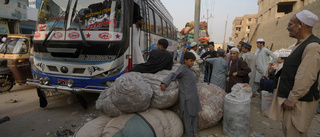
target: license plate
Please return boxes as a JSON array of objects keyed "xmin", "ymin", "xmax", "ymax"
[{"xmin": 57, "ymin": 79, "xmax": 68, "ymax": 85}]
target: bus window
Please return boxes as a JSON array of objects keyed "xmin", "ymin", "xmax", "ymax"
[
  {"xmin": 162, "ymin": 20, "xmax": 168, "ymax": 38},
  {"xmin": 135, "ymin": 0, "xmax": 145, "ymax": 30},
  {"xmin": 140, "ymin": 1, "xmax": 145, "ymax": 20},
  {"xmin": 142, "ymin": 2, "xmax": 148, "ymax": 31},
  {"xmin": 148, "ymin": 8, "xmax": 155, "ymax": 33},
  {"xmin": 168, "ymin": 24, "xmax": 172, "ymax": 39},
  {"xmin": 154, "ymin": 13, "xmax": 162, "ymax": 36},
  {"xmin": 174, "ymin": 27, "xmax": 177, "ymax": 39}
]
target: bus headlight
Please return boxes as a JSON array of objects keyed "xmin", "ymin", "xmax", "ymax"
[
  {"xmin": 33, "ymin": 73, "xmax": 39, "ymax": 80},
  {"xmin": 67, "ymin": 79, "xmax": 74, "ymax": 88},
  {"xmin": 39, "ymin": 78, "xmax": 44, "ymax": 85},
  {"xmin": 44, "ymin": 77, "xmax": 50, "ymax": 85}
]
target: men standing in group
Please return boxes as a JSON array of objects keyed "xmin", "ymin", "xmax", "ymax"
[
  {"xmin": 189, "ymin": 42, "xmax": 203, "ymax": 72},
  {"xmin": 241, "ymin": 43, "xmax": 257, "ymax": 95},
  {"xmin": 268, "ymin": 10, "xmax": 320, "ymax": 137},
  {"xmin": 132, "ymin": 15, "xmax": 145, "ymax": 66},
  {"xmin": 254, "ymin": 38, "xmax": 277, "ymax": 93}
]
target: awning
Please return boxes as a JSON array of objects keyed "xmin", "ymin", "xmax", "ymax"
[{"xmin": 20, "ymin": 24, "xmax": 35, "ymax": 30}]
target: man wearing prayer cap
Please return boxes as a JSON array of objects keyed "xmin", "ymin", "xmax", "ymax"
[
  {"xmin": 225, "ymin": 47, "xmax": 251, "ymax": 93},
  {"xmin": 225, "ymin": 41, "xmax": 235, "ymax": 64},
  {"xmin": 254, "ymin": 37, "xmax": 277, "ymax": 96},
  {"xmin": 242, "ymin": 43, "xmax": 257, "ymax": 95},
  {"xmin": 189, "ymin": 42, "xmax": 203, "ymax": 73},
  {"xmin": 269, "ymin": 10, "xmax": 320, "ymax": 137},
  {"xmin": 205, "ymin": 48, "xmax": 228, "ymax": 90}
]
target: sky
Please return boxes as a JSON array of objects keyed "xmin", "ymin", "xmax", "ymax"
[{"xmin": 161, "ymin": 0, "xmax": 259, "ymax": 44}]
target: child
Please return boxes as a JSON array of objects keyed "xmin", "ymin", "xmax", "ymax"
[{"xmin": 160, "ymin": 52, "xmax": 202, "ymax": 137}]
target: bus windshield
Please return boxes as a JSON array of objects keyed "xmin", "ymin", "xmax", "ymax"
[{"xmin": 36, "ymin": 0, "xmax": 124, "ymax": 41}]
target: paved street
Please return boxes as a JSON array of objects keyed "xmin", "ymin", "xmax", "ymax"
[
  {"xmin": 0, "ymin": 85, "xmax": 319, "ymax": 137},
  {"xmin": 0, "ymin": 85, "xmax": 101, "ymax": 137}
]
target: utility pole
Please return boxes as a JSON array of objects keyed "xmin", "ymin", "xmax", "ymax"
[
  {"xmin": 222, "ymin": 15, "xmax": 228, "ymax": 50},
  {"xmin": 202, "ymin": 9, "xmax": 213, "ymax": 24},
  {"xmin": 194, "ymin": 0, "xmax": 201, "ymax": 52}
]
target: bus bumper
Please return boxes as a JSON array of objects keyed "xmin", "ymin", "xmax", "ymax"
[{"xmin": 26, "ymin": 79, "xmax": 106, "ymax": 94}]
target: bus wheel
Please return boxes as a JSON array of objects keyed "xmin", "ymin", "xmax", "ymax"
[
  {"xmin": 76, "ymin": 94, "xmax": 87, "ymax": 110},
  {"xmin": 37, "ymin": 88, "xmax": 48, "ymax": 108}
]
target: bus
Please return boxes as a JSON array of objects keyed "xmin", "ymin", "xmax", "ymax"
[{"xmin": 27, "ymin": 0, "xmax": 178, "ymax": 108}]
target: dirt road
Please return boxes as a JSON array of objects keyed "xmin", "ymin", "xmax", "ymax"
[{"xmin": 0, "ymin": 85, "xmax": 319, "ymax": 137}]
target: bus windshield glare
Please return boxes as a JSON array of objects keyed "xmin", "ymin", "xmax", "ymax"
[{"xmin": 36, "ymin": 0, "xmax": 124, "ymax": 41}]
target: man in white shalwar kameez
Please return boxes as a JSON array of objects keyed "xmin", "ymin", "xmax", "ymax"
[
  {"xmin": 189, "ymin": 42, "xmax": 203, "ymax": 72},
  {"xmin": 132, "ymin": 15, "xmax": 144, "ymax": 66},
  {"xmin": 254, "ymin": 38, "xmax": 277, "ymax": 93}
]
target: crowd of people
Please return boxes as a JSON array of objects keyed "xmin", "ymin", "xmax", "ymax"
[{"xmin": 130, "ymin": 10, "xmax": 319, "ymax": 137}]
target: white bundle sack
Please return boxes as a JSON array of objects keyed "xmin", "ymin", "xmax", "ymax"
[
  {"xmin": 227, "ymin": 83, "xmax": 252, "ymax": 102},
  {"xmin": 96, "ymin": 88, "xmax": 124, "ymax": 117},
  {"xmin": 111, "ymin": 72, "xmax": 153, "ymax": 113},
  {"xmin": 223, "ymin": 83, "xmax": 252, "ymax": 137},
  {"xmin": 261, "ymin": 90, "xmax": 273, "ymax": 116},
  {"xmin": 155, "ymin": 64, "xmax": 180, "ymax": 75},
  {"xmin": 143, "ymin": 73, "xmax": 179, "ymax": 109}
]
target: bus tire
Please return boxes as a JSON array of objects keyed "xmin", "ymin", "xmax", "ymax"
[{"xmin": 37, "ymin": 87, "xmax": 48, "ymax": 108}]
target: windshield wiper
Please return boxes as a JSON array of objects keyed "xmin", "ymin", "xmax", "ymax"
[
  {"xmin": 71, "ymin": 0, "xmax": 90, "ymax": 48},
  {"xmin": 42, "ymin": 11, "xmax": 65, "ymax": 46},
  {"xmin": 43, "ymin": 0, "xmax": 72, "ymax": 47}
]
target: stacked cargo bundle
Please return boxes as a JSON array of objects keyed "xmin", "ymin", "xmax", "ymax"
[{"xmin": 77, "ymin": 65, "xmax": 227, "ymax": 136}]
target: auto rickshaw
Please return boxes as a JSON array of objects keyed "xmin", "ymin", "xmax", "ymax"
[{"xmin": 0, "ymin": 34, "xmax": 33, "ymax": 91}]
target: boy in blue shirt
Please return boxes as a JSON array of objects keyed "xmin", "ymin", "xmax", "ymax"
[{"xmin": 160, "ymin": 52, "xmax": 202, "ymax": 137}]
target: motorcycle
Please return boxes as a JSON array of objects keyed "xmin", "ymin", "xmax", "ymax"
[{"xmin": 0, "ymin": 59, "xmax": 14, "ymax": 92}]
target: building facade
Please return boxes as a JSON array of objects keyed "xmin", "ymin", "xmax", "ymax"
[
  {"xmin": 231, "ymin": 0, "xmax": 319, "ymax": 52},
  {"xmin": 0, "ymin": 0, "xmax": 38, "ymax": 35},
  {"xmin": 250, "ymin": 0, "xmax": 320, "ymax": 52},
  {"xmin": 231, "ymin": 14, "xmax": 258, "ymax": 46},
  {"xmin": 257, "ymin": 0, "xmax": 317, "ymax": 24}
]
